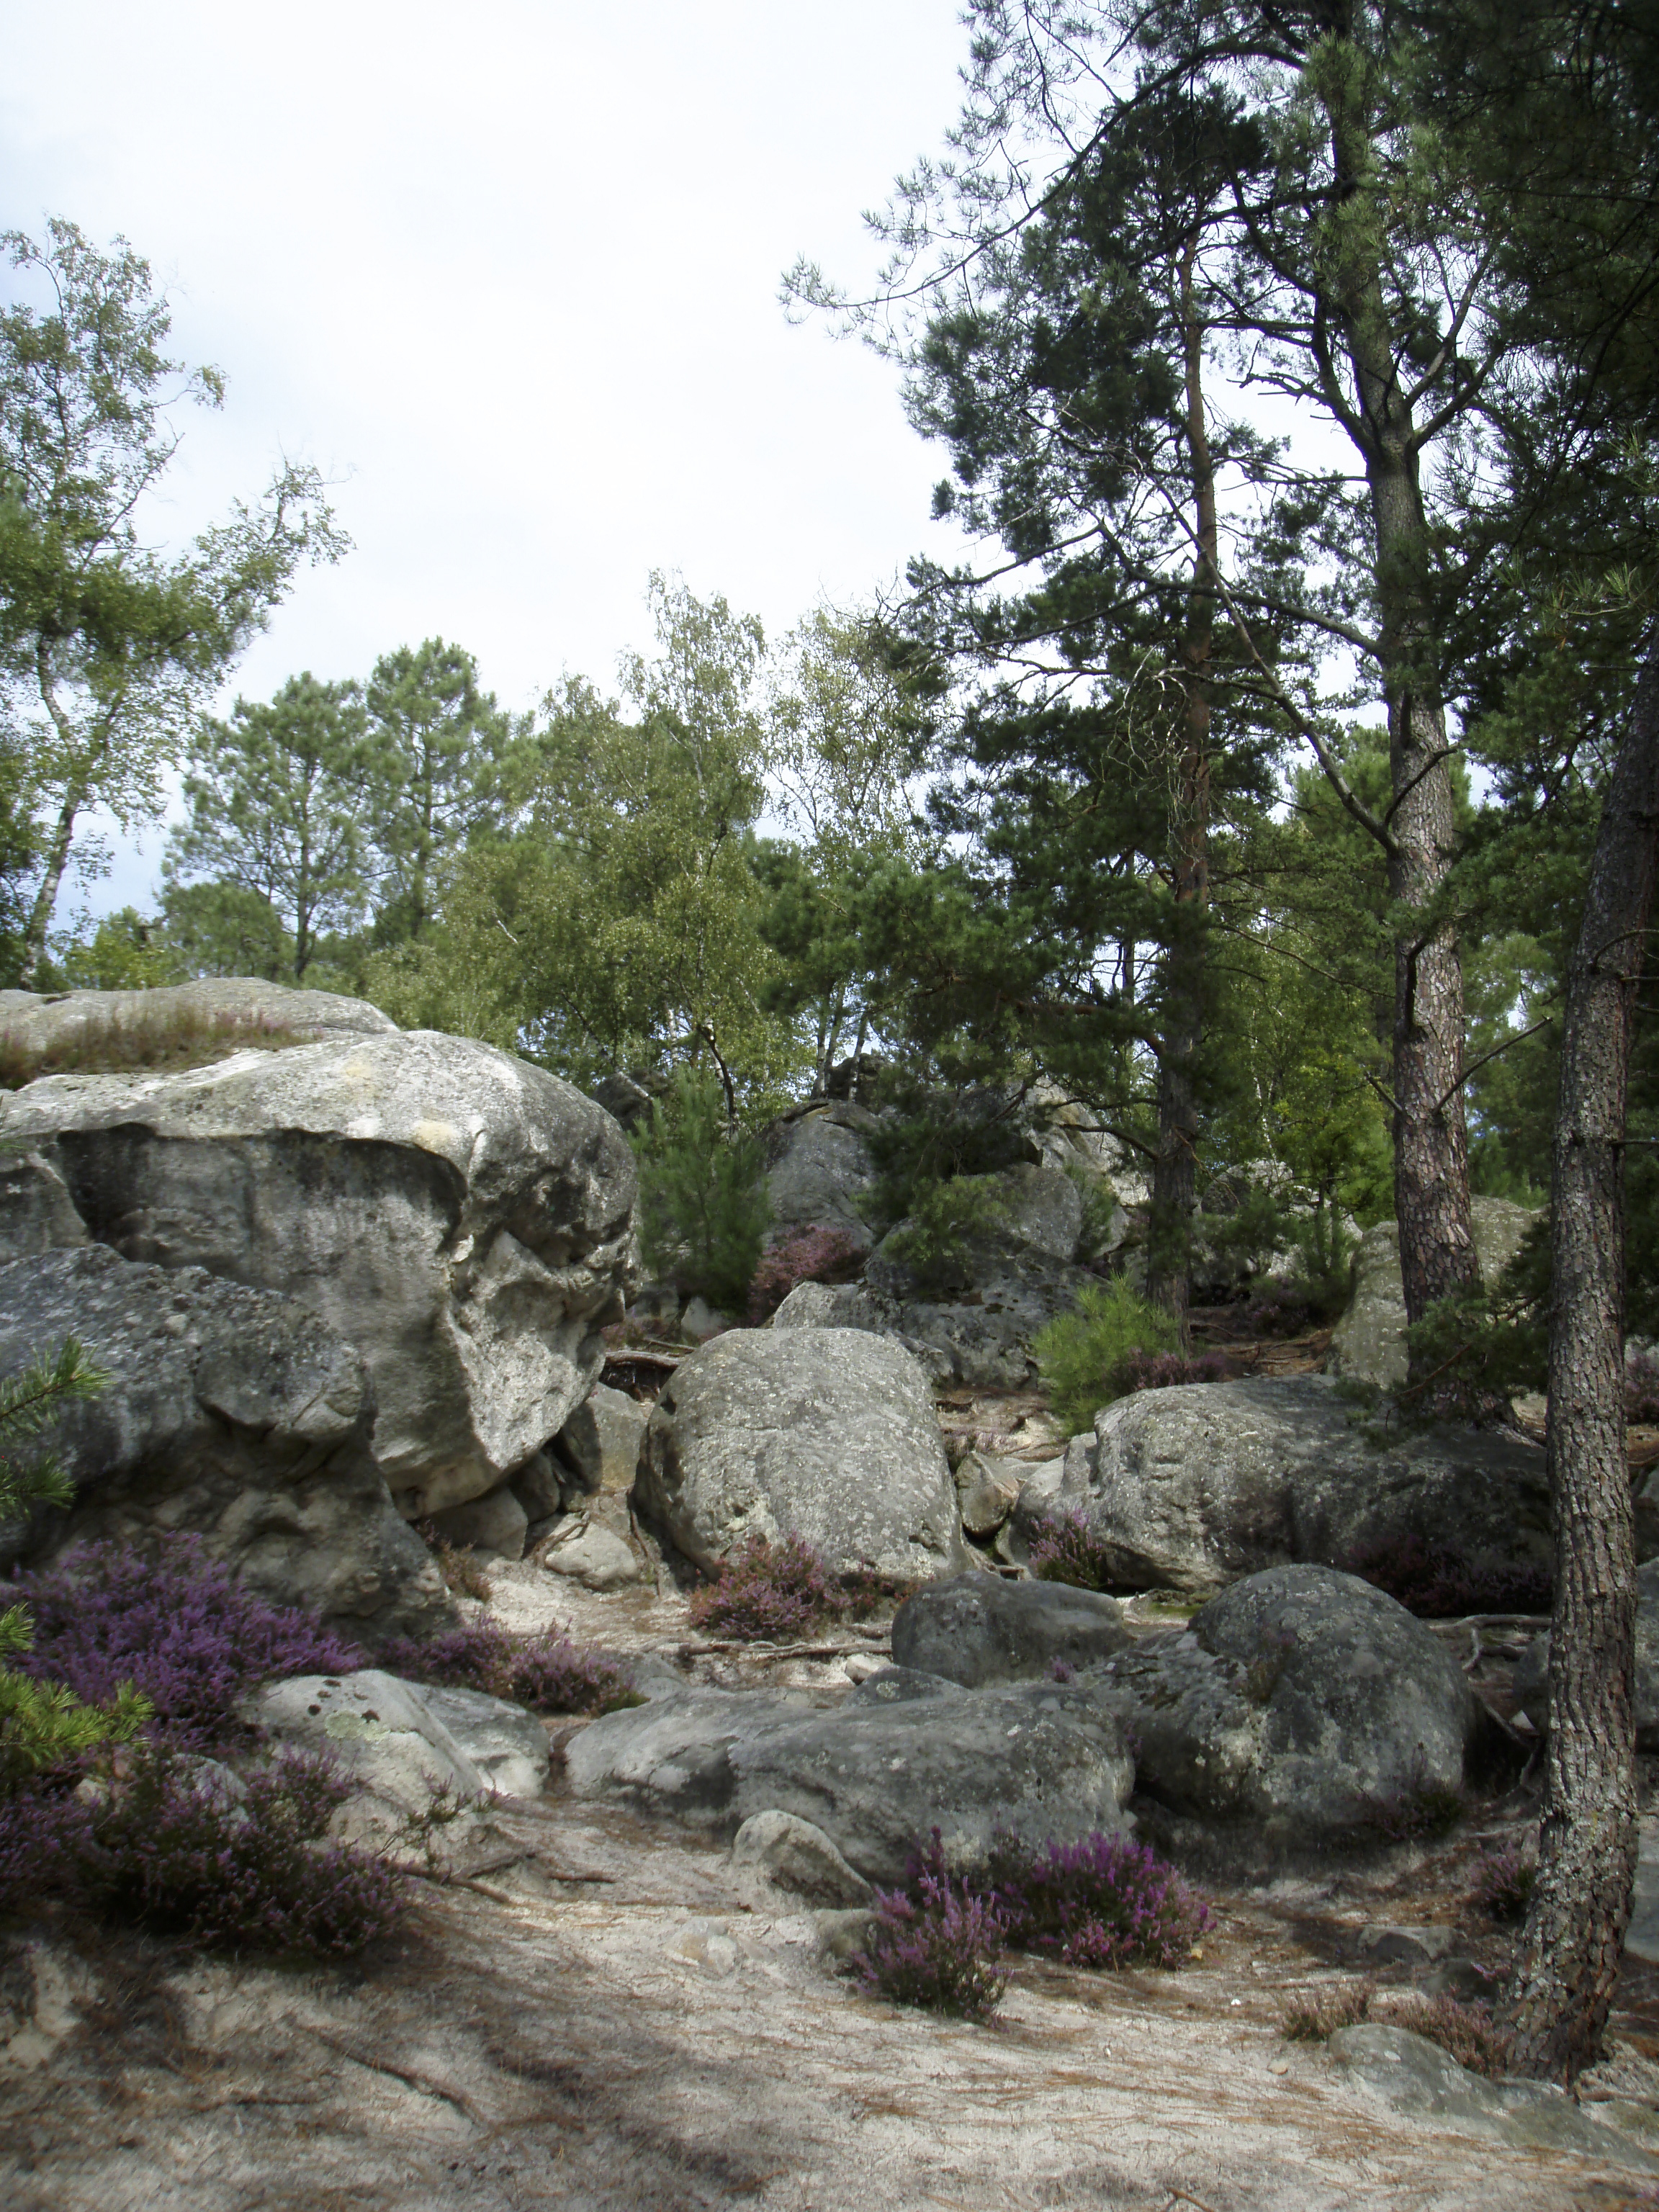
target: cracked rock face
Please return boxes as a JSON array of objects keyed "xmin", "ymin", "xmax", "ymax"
[
  {"xmin": 634, "ymin": 1326, "xmax": 969, "ymax": 1581},
  {"xmin": 0, "ymin": 1245, "xmax": 447, "ymax": 1638},
  {"xmin": 0, "ymin": 1030, "xmax": 637, "ymax": 1516}
]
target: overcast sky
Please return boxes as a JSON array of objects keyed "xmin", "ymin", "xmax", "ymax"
[{"xmin": 0, "ymin": 1, "xmax": 981, "ymax": 922}]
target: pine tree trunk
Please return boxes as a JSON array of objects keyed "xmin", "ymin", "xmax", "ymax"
[
  {"xmin": 1501, "ymin": 634, "xmax": 1659, "ymax": 2082},
  {"xmin": 1144, "ymin": 251, "xmax": 1214, "ymax": 1336},
  {"xmin": 1321, "ymin": 68, "xmax": 1484, "ymax": 1378}
]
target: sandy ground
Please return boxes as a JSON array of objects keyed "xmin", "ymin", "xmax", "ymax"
[
  {"xmin": 5, "ymin": 1782, "xmax": 1659, "ymax": 2212},
  {"xmin": 6, "ymin": 1546, "xmax": 1659, "ymax": 2212}
]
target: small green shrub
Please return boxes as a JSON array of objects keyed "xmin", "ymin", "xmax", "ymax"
[
  {"xmin": 0, "ymin": 1342, "xmax": 152, "ymax": 1786},
  {"xmin": 884, "ymin": 1176, "xmax": 1010, "ymax": 1297},
  {"xmin": 631, "ymin": 1066, "xmax": 770, "ymax": 1310},
  {"xmin": 1033, "ymin": 1278, "xmax": 1182, "ymax": 1434}
]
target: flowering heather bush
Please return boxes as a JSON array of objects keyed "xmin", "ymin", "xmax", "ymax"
[
  {"xmin": 10, "ymin": 1537, "xmax": 364, "ymax": 1753},
  {"xmin": 747, "ymin": 1226, "xmax": 866, "ymax": 1323},
  {"xmin": 985, "ymin": 1827, "xmax": 1212, "ymax": 1969},
  {"xmin": 1027, "ymin": 1509, "xmax": 1118, "ymax": 1594},
  {"xmin": 685, "ymin": 1536, "xmax": 911, "ymax": 1640},
  {"xmin": 1280, "ymin": 1982, "xmax": 1373, "ymax": 2039},
  {"xmin": 853, "ymin": 1872, "xmax": 1010, "ymax": 2022},
  {"xmin": 1118, "ymin": 1349, "xmax": 1230, "ymax": 1393},
  {"xmin": 377, "ymin": 1617, "xmax": 641, "ymax": 1715},
  {"xmin": 687, "ymin": 1534, "xmax": 833, "ymax": 1639},
  {"xmin": 1473, "ymin": 1843, "xmax": 1537, "ymax": 1921},
  {"xmin": 1342, "ymin": 1534, "xmax": 1551, "ymax": 1619},
  {"xmin": 0, "ymin": 1745, "xmax": 403, "ymax": 1954}
]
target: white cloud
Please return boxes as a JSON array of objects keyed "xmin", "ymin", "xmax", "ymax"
[{"xmin": 0, "ymin": 0, "xmax": 977, "ymax": 918}]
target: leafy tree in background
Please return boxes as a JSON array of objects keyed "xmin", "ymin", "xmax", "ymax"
[
  {"xmin": 760, "ymin": 605, "xmax": 931, "ymax": 1094},
  {"xmin": 371, "ymin": 576, "xmax": 801, "ymax": 1102},
  {"xmin": 362, "ymin": 638, "xmax": 512, "ymax": 947},
  {"xmin": 0, "ymin": 220, "xmax": 343, "ymax": 985},
  {"xmin": 164, "ymin": 674, "xmax": 370, "ymax": 984}
]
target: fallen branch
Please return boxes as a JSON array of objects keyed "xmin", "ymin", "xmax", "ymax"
[{"xmin": 676, "ymin": 1638, "xmax": 892, "ymax": 1662}]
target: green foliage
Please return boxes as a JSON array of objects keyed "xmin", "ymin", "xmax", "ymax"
[
  {"xmin": 53, "ymin": 907, "xmax": 181, "ymax": 991},
  {"xmin": 166, "ymin": 673, "xmax": 371, "ymax": 983},
  {"xmin": 0, "ymin": 1339, "xmax": 150, "ymax": 1790},
  {"xmin": 0, "ymin": 218, "xmax": 343, "ymax": 982},
  {"xmin": 1033, "ymin": 1279, "xmax": 1183, "ymax": 1434},
  {"xmin": 0, "ymin": 1670, "xmax": 148, "ymax": 1791},
  {"xmin": 631, "ymin": 1065, "xmax": 770, "ymax": 1310},
  {"xmin": 361, "ymin": 637, "xmax": 512, "ymax": 948},
  {"xmin": 884, "ymin": 1175, "xmax": 1010, "ymax": 1297},
  {"xmin": 374, "ymin": 580, "xmax": 802, "ymax": 1093}
]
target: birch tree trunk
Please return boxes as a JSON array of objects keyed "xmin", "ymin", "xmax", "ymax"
[{"xmin": 1502, "ymin": 632, "xmax": 1659, "ymax": 2080}]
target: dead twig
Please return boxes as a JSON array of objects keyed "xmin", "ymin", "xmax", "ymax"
[{"xmin": 676, "ymin": 1639, "xmax": 891, "ymax": 1661}]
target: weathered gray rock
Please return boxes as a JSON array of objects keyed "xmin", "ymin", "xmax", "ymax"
[
  {"xmin": 1513, "ymin": 1557, "xmax": 1659, "ymax": 1744},
  {"xmin": 634, "ymin": 1327, "xmax": 970, "ymax": 1578},
  {"xmin": 251, "ymin": 1670, "xmax": 490, "ymax": 1845},
  {"xmin": 863, "ymin": 1231, "xmax": 1102, "ymax": 1390},
  {"xmin": 1327, "ymin": 1195, "xmax": 1542, "ymax": 1393},
  {"xmin": 539, "ymin": 1512, "xmax": 642, "ymax": 1591},
  {"xmin": 565, "ymin": 1676, "xmax": 1135, "ymax": 1883},
  {"xmin": 1058, "ymin": 1373, "xmax": 1550, "ymax": 1594},
  {"xmin": 728, "ymin": 1809, "xmax": 873, "ymax": 1906},
  {"xmin": 1328, "ymin": 2025, "xmax": 1655, "ymax": 2163},
  {"xmin": 762, "ymin": 1105, "xmax": 878, "ymax": 1251},
  {"xmin": 891, "ymin": 1573, "xmax": 1132, "ymax": 1688},
  {"xmin": 1086, "ymin": 1565, "xmax": 1478, "ymax": 1839},
  {"xmin": 984, "ymin": 1163, "xmax": 1085, "ymax": 1262},
  {"xmin": 0, "ymin": 1245, "xmax": 446, "ymax": 1638},
  {"xmin": 0, "ymin": 976, "xmax": 397, "ymax": 1056},
  {"xmin": 552, "ymin": 1383, "xmax": 649, "ymax": 1499},
  {"xmin": 405, "ymin": 1682, "xmax": 549, "ymax": 1799},
  {"xmin": 428, "ymin": 1483, "xmax": 529, "ymax": 1559},
  {"xmin": 0, "ymin": 1028, "xmax": 637, "ymax": 1516},
  {"xmin": 953, "ymin": 1449, "xmax": 1023, "ymax": 1537}
]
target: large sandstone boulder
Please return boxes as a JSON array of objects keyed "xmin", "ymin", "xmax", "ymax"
[
  {"xmin": 634, "ymin": 1326, "xmax": 970, "ymax": 1578},
  {"xmin": 0, "ymin": 1029, "xmax": 637, "ymax": 1517},
  {"xmin": 0, "ymin": 976, "xmax": 397, "ymax": 1058},
  {"xmin": 891, "ymin": 1573, "xmax": 1133, "ymax": 1687},
  {"xmin": 1058, "ymin": 1373, "xmax": 1550, "ymax": 1594},
  {"xmin": 777, "ymin": 1236, "xmax": 1100, "ymax": 1390},
  {"xmin": 0, "ymin": 1245, "xmax": 446, "ymax": 1638},
  {"xmin": 563, "ymin": 1674, "xmax": 1136, "ymax": 1883},
  {"xmin": 1326, "ymin": 1195, "xmax": 1542, "ymax": 1392},
  {"xmin": 1088, "ymin": 1565, "xmax": 1479, "ymax": 1840},
  {"xmin": 761, "ymin": 1102, "xmax": 879, "ymax": 1251}
]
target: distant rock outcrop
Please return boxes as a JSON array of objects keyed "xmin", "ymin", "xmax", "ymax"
[{"xmin": 1326, "ymin": 1195, "xmax": 1541, "ymax": 1393}]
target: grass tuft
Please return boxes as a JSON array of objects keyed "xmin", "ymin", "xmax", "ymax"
[{"xmin": 0, "ymin": 1002, "xmax": 309, "ymax": 1090}]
